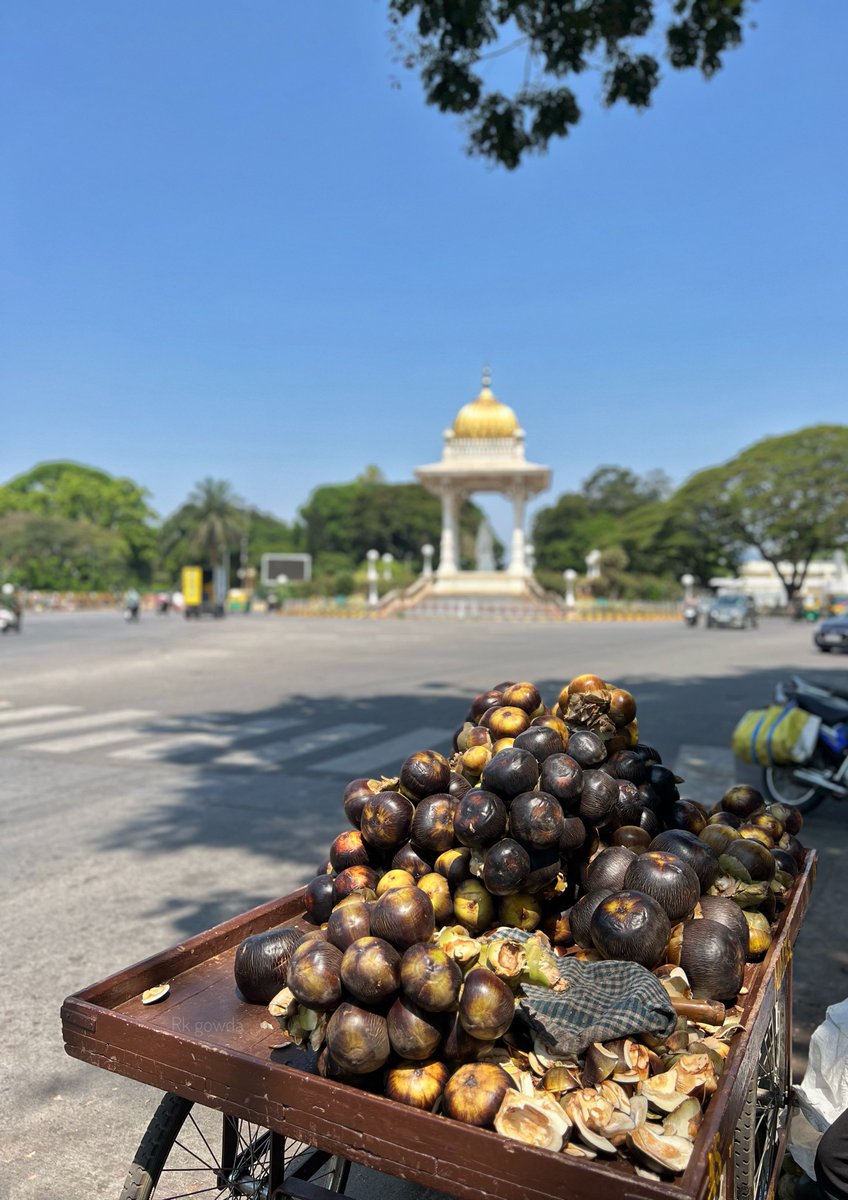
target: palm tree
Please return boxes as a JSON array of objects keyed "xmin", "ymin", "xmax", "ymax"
[{"xmin": 161, "ymin": 478, "xmax": 246, "ymax": 571}]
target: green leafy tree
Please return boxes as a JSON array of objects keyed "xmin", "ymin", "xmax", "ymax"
[
  {"xmin": 299, "ymin": 478, "xmax": 500, "ymax": 569},
  {"xmin": 159, "ymin": 478, "xmax": 247, "ymax": 575},
  {"xmin": 582, "ymin": 466, "xmax": 671, "ymax": 517},
  {"xmin": 0, "ymin": 512, "xmax": 127, "ymax": 590},
  {"xmin": 670, "ymin": 425, "xmax": 848, "ymax": 600},
  {"xmin": 389, "ymin": 0, "xmax": 756, "ymax": 168},
  {"xmin": 0, "ymin": 461, "xmax": 157, "ymax": 580}
]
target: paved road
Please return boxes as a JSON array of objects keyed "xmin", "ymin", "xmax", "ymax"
[{"xmin": 2, "ymin": 611, "xmax": 846, "ymax": 1199}]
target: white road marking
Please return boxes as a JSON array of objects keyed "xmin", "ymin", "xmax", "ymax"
[
  {"xmin": 109, "ymin": 718, "xmax": 303, "ymax": 762},
  {"xmin": 673, "ymin": 744, "xmax": 736, "ymax": 805},
  {"xmin": 309, "ymin": 727, "xmax": 453, "ymax": 776},
  {"xmin": 29, "ymin": 728, "xmax": 150, "ymax": 754},
  {"xmin": 0, "ymin": 709, "xmax": 152, "ymax": 744},
  {"xmin": 0, "ymin": 705, "xmax": 82, "ymax": 725},
  {"xmin": 215, "ymin": 723, "xmax": 382, "ymax": 769}
]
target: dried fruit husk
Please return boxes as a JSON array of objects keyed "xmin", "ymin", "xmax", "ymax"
[
  {"xmin": 234, "ymin": 927, "xmax": 304, "ymax": 1004},
  {"xmin": 627, "ymin": 1124, "xmax": 693, "ymax": 1174},
  {"xmin": 494, "ymin": 1091, "xmax": 572, "ymax": 1150}
]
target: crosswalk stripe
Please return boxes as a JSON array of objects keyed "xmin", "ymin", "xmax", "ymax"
[
  {"xmin": 215, "ymin": 723, "xmax": 383, "ymax": 769},
  {"xmin": 672, "ymin": 744, "xmax": 736, "ymax": 806},
  {"xmin": 29, "ymin": 728, "xmax": 150, "ymax": 754},
  {"xmin": 0, "ymin": 705, "xmax": 82, "ymax": 726},
  {"xmin": 0, "ymin": 709, "xmax": 153, "ymax": 744},
  {"xmin": 109, "ymin": 718, "xmax": 303, "ymax": 762},
  {"xmin": 308, "ymin": 727, "xmax": 453, "ymax": 777}
]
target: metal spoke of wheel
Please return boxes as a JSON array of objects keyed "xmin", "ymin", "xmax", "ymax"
[{"xmin": 120, "ymin": 1093, "xmax": 349, "ymax": 1200}]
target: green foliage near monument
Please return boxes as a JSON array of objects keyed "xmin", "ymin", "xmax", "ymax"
[
  {"xmin": 0, "ymin": 461, "xmax": 157, "ymax": 585},
  {"xmin": 388, "ymin": 0, "xmax": 755, "ymax": 168},
  {"xmin": 669, "ymin": 425, "xmax": 848, "ymax": 600},
  {"xmin": 158, "ymin": 478, "xmax": 248, "ymax": 578},
  {"xmin": 299, "ymin": 473, "xmax": 497, "ymax": 572}
]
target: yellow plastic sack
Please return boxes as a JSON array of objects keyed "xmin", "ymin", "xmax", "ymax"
[{"xmin": 731, "ymin": 705, "xmax": 819, "ymax": 766}]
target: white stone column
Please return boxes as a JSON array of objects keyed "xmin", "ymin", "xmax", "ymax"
[
  {"xmin": 508, "ymin": 487, "xmax": 526, "ymax": 576},
  {"xmin": 438, "ymin": 487, "xmax": 458, "ymax": 576}
]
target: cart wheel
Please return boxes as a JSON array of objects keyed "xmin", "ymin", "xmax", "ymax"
[
  {"xmin": 732, "ymin": 973, "xmax": 790, "ymax": 1200},
  {"xmin": 119, "ymin": 1092, "xmax": 350, "ymax": 1199}
]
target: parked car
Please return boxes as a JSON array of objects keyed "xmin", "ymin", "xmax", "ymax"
[
  {"xmin": 706, "ymin": 594, "xmax": 758, "ymax": 629},
  {"xmin": 814, "ymin": 613, "xmax": 848, "ymax": 653}
]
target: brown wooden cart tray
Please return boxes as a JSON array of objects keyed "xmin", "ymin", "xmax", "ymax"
[{"xmin": 62, "ymin": 852, "xmax": 815, "ymax": 1200}]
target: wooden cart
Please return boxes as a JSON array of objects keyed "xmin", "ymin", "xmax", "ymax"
[{"xmin": 62, "ymin": 852, "xmax": 815, "ymax": 1200}]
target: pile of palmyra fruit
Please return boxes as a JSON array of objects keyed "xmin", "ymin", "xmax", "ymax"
[{"xmin": 233, "ymin": 674, "xmax": 806, "ymax": 1176}]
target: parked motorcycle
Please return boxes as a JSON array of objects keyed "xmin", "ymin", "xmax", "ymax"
[
  {"xmin": 761, "ymin": 675, "xmax": 848, "ymax": 812},
  {"xmin": 682, "ymin": 603, "xmax": 699, "ymax": 627}
]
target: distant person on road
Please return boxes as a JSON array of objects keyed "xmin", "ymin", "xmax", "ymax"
[{"xmin": 124, "ymin": 587, "xmax": 141, "ymax": 621}]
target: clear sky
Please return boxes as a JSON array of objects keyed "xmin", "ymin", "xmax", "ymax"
[{"xmin": 2, "ymin": 2, "xmax": 846, "ymax": 544}]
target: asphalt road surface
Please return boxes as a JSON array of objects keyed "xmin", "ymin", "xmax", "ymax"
[{"xmin": 2, "ymin": 610, "xmax": 847, "ymax": 1200}]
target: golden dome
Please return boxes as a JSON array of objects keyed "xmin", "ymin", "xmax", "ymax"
[{"xmin": 452, "ymin": 370, "xmax": 519, "ymax": 438}]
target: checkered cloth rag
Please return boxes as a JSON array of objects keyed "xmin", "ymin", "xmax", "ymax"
[{"xmin": 518, "ymin": 954, "xmax": 677, "ymax": 1058}]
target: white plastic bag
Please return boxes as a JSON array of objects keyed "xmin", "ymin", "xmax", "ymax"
[{"xmin": 790, "ymin": 998, "xmax": 848, "ymax": 1178}]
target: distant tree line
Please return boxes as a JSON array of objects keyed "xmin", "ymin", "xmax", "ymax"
[{"xmin": 1, "ymin": 425, "xmax": 846, "ymax": 600}]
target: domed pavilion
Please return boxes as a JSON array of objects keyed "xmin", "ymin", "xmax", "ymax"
[{"xmin": 414, "ymin": 370, "xmax": 550, "ymax": 597}]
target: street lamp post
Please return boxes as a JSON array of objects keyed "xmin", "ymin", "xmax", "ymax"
[
  {"xmin": 381, "ymin": 552, "xmax": 394, "ymax": 582},
  {"xmin": 421, "ymin": 544, "xmax": 434, "ymax": 578},
  {"xmin": 680, "ymin": 573, "xmax": 695, "ymax": 603},
  {"xmin": 366, "ymin": 550, "xmax": 380, "ymax": 606},
  {"xmin": 563, "ymin": 568, "xmax": 577, "ymax": 610}
]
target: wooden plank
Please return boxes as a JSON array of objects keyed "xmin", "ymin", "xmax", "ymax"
[{"xmin": 61, "ymin": 852, "xmax": 816, "ymax": 1200}]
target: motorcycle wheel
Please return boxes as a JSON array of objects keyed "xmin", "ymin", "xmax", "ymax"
[{"xmin": 762, "ymin": 764, "xmax": 826, "ymax": 813}]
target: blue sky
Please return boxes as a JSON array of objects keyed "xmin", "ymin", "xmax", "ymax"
[{"xmin": 2, "ymin": 1, "xmax": 846, "ymax": 543}]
